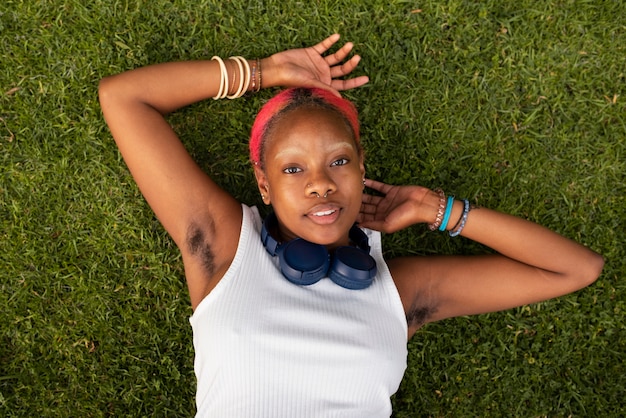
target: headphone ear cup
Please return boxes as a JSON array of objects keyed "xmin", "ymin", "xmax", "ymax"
[
  {"xmin": 328, "ymin": 246, "xmax": 377, "ymax": 290},
  {"xmin": 278, "ymin": 239, "xmax": 329, "ymax": 286}
]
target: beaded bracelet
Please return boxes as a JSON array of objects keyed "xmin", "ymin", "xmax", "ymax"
[
  {"xmin": 449, "ymin": 203, "xmax": 464, "ymax": 231},
  {"xmin": 250, "ymin": 60, "xmax": 258, "ymax": 92},
  {"xmin": 449, "ymin": 199, "xmax": 471, "ymax": 237},
  {"xmin": 428, "ymin": 188, "xmax": 446, "ymax": 231},
  {"xmin": 254, "ymin": 58, "xmax": 262, "ymax": 92}
]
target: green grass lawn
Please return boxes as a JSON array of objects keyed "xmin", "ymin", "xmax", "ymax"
[{"xmin": 1, "ymin": 0, "xmax": 624, "ymax": 416}]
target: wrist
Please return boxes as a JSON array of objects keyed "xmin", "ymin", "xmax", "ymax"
[
  {"xmin": 258, "ymin": 56, "xmax": 278, "ymax": 89},
  {"xmin": 424, "ymin": 190, "xmax": 464, "ymax": 232},
  {"xmin": 424, "ymin": 188, "xmax": 445, "ymax": 230},
  {"xmin": 246, "ymin": 58, "xmax": 262, "ymax": 93}
]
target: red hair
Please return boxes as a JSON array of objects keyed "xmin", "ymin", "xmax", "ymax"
[{"xmin": 249, "ymin": 88, "xmax": 360, "ymax": 166}]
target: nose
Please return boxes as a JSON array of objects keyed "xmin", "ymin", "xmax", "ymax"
[{"xmin": 306, "ymin": 169, "xmax": 336, "ymax": 198}]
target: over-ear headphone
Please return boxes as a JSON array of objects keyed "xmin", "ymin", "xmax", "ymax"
[{"xmin": 261, "ymin": 213, "xmax": 377, "ymax": 290}]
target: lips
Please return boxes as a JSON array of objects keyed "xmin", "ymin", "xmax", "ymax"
[{"xmin": 306, "ymin": 204, "xmax": 341, "ymax": 225}]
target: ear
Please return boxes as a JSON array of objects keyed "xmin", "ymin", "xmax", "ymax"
[
  {"xmin": 253, "ymin": 164, "xmax": 271, "ymax": 205},
  {"xmin": 359, "ymin": 153, "xmax": 366, "ymax": 182}
]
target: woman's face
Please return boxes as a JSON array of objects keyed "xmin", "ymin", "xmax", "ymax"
[{"xmin": 254, "ymin": 106, "xmax": 365, "ymax": 248}]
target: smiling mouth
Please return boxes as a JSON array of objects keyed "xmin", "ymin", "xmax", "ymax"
[{"xmin": 306, "ymin": 206, "xmax": 341, "ymax": 225}]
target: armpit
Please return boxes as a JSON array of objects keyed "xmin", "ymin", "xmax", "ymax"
[
  {"xmin": 186, "ymin": 222, "xmax": 216, "ymax": 276},
  {"xmin": 406, "ymin": 299, "xmax": 437, "ymax": 329}
]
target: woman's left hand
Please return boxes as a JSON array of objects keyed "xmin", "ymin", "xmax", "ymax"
[{"xmin": 358, "ymin": 179, "xmax": 434, "ymax": 233}]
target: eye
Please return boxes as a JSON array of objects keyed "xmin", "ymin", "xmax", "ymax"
[
  {"xmin": 331, "ymin": 158, "xmax": 349, "ymax": 167},
  {"xmin": 282, "ymin": 166, "xmax": 302, "ymax": 174}
]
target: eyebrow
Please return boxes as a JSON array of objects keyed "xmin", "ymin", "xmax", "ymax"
[{"xmin": 273, "ymin": 141, "xmax": 355, "ymax": 161}]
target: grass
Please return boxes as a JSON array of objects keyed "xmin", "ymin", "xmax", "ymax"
[{"xmin": 1, "ymin": 0, "xmax": 624, "ymax": 416}]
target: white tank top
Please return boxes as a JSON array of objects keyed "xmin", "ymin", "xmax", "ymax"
[{"xmin": 190, "ymin": 205, "xmax": 408, "ymax": 417}]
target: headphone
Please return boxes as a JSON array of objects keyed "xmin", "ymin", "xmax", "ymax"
[{"xmin": 261, "ymin": 212, "xmax": 377, "ymax": 290}]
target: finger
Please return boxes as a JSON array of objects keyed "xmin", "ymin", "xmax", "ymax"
[
  {"xmin": 299, "ymin": 78, "xmax": 342, "ymax": 97},
  {"xmin": 364, "ymin": 178, "xmax": 393, "ymax": 194},
  {"xmin": 332, "ymin": 76, "xmax": 370, "ymax": 92},
  {"xmin": 329, "ymin": 54, "xmax": 361, "ymax": 78},
  {"xmin": 359, "ymin": 214, "xmax": 405, "ymax": 234},
  {"xmin": 361, "ymin": 193, "xmax": 382, "ymax": 206},
  {"xmin": 359, "ymin": 202, "xmax": 379, "ymax": 216},
  {"xmin": 325, "ymin": 42, "xmax": 354, "ymax": 66},
  {"xmin": 311, "ymin": 33, "xmax": 341, "ymax": 55},
  {"xmin": 357, "ymin": 212, "xmax": 380, "ymax": 227},
  {"xmin": 357, "ymin": 219, "xmax": 386, "ymax": 232},
  {"xmin": 357, "ymin": 207, "xmax": 379, "ymax": 222}
]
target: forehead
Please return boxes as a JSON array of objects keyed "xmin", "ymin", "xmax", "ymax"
[{"xmin": 264, "ymin": 106, "xmax": 356, "ymax": 154}]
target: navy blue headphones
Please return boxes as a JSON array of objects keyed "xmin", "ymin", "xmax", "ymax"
[{"xmin": 261, "ymin": 212, "xmax": 377, "ymax": 290}]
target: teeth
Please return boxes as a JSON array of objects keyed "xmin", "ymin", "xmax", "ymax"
[{"xmin": 313, "ymin": 210, "xmax": 335, "ymax": 217}]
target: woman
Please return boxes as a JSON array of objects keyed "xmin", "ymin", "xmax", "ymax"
[{"xmin": 99, "ymin": 34, "xmax": 603, "ymax": 417}]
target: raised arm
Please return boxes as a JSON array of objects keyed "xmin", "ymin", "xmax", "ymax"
[
  {"xmin": 98, "ymin": 35, "xmax": 368, "ymax": 308},
  {"xmin": 359, "ymin": 179, "xmax": 604, "ymax": 336}
]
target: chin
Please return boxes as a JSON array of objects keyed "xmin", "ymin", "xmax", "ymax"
[{"xmin": 303, "ymin": 226, "xmax": 351, "ymax": 248}]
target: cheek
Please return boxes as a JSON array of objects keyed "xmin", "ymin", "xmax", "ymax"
[
  {"xmin": 340, "ymin": 167, "xmax": 365, "ymax": 189},
  {"xmin": 266, "ymin": 177, "xmax": 301, "ymax": 205}
]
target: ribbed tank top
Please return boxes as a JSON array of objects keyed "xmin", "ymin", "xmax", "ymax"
[{"xmin": 190, "ymin": 205, "xmax": 408, "ymax": 417}]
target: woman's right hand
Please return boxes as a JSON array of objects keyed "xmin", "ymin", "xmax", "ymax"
[{"xmin": 261, "ymin": 34, "xmax": 369, "ymax": 96}]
